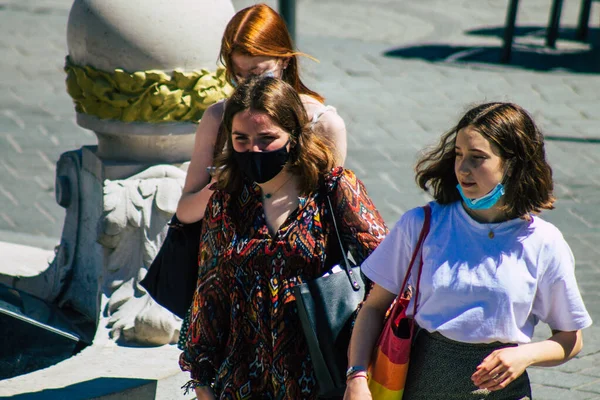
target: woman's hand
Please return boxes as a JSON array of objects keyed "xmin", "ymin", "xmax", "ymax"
[
  {"xmin": 472, "ymin": 330, "xmax": 583, "ymax": 391},
  {"xmin": 195, "ymin": 386, "xmax": 216, "ymax": 400},
  {"xmin": 471, "ymin": 346, "xmax": 530, "ymax": 391},
  {"xmin": 343, "ymin": 376, "xmax": 372, "ymax": 400}
]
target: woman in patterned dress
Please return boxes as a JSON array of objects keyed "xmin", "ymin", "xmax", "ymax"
[{"xmin": 179, "ymin": 76, "xmax": 388, "ymax": 399}]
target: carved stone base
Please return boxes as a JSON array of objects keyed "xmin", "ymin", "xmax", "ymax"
[{"xmin": 11, "ymin": 146, "xmax": 190, "ymax": 346}]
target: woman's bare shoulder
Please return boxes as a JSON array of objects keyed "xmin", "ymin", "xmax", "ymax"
[
  {"xmin": 300, "ymin": 93, "xmax": 324, "ymax": 110},
  {"xmin": 300, "ymin": 95, "xmax": 342, "ymax": 124},
  {"xmin": 203, "ymin": 100, "xmax": 225, "ymax": 122},
  {"xmin": 314, "ymin": 106, "xmax": 344, "ymax": 130},
  {"xmin": 194, "ymin": 100, "xmax": 225, "ymax": 142}
]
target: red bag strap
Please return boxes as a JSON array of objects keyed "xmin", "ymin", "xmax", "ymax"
[{"xmin": 397, "ymin": 204, "xmax": 432, "ymax": 317}]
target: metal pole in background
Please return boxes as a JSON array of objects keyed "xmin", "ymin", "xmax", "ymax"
[
  {"xmin": 576, "ymin": 0, "xmax": 592, "ymax": 41},
  {"xmin": 279, "ymin": 0, "xmax": 296, "ymax": 44},
  {"xmin": 546, "ymin": 0, "xmax": 564, "ymax": 48},
  {"xmin": 501, "ymin": 0, "xmax": 520, "ymax": 64}
]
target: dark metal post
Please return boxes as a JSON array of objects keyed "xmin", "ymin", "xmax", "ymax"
[
  {"xmin": 576, "ymin": 0, "xmax": 592, "ymax": 41},
  {"xmin": 546, "ymin": 0, "xmax": 564, "ymax": 48},
  {"xmin": 279, "ymin": 0, "xmax": 296, "ymax": 44},
  {"xmin": 501, "ymin": 0, "xmax": 520, "ymax": 64}
]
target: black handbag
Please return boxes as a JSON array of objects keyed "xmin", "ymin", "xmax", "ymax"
[
  {"xmin": 140, "ymin": 215, "xmax": 202, "ymax": 319},
  {"xmin": 293, "ymin": 195, "xmax": 366, "ymax": 398}
]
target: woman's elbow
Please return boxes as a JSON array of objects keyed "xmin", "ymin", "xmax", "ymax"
[
  {"xmin": 571, "ymin": 330, "xmax": 584, "ymax": 358},
  {"xmin": 176, "ymin": 184, "xmax": 214, "ymax": 224},
  {"xmin": 554, "ymin": 329, "xmax": 584, "ymax": 361}
]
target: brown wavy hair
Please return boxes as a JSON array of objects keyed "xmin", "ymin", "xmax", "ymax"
[
  {"xmin": 214, "ymin": 76, "xmax": 335, "ymax": 196},
  {"xmin": 219, "ymin": 3, "xmax": 324, "ymax": 103},
  {"xmin": 415, "ymin": 102, "xmax": 555, "ymax": 219}
]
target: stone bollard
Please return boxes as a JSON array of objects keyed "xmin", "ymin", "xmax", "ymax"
[
  {"xmin": 7, "ymin": 0, "xmax": 233, "ymax": 348},
  {"xmin": 0, "ymin": 0, "xmax": 234, "ymax": 397},
  {"xmin": 0, "ymin": 2, "xmax": 236, "ymax": 394},
  {"xmin": 58, "ymin": 0, "xmax": 234, "ymax": 346}
]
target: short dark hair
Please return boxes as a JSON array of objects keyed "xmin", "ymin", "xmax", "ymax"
[
  {"xmin": 214, "ymin": 76, "xmax": 335, "ymax": 195},
  {"xmin": 415, "ymin": 102, "xmax": 555, "ymax": 219}
]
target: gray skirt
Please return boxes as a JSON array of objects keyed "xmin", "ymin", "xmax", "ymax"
[{"xmin": 403, "ymin": 328, "xmax": 532, "ymax": 400}]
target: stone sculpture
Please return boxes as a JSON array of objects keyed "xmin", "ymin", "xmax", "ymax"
[{"xmin": 0, "ymin": 0, "xmax": 251, "ymax": 396}]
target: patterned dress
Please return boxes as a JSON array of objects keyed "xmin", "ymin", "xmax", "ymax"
[{"xmin": 179, "ymin": 167, "xmax": 388, "ymax": 399}]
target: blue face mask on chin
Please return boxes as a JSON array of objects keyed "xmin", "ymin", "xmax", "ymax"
[{"xmin": 456, "ymin": 183, "xmax": 505, "ymax": 210}]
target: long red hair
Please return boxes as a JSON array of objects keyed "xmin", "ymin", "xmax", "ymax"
[{"xmin": 219, "ymin": 3, "xmax": 324, "ymax": 103}]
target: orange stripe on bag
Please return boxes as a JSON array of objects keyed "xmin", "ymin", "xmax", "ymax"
[{"xmin": 369, "ymin": 346, "xmax": 409, "ymax": 391}]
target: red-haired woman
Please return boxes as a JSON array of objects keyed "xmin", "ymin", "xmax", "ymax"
[{"xmin": 176, "ymin": 3, "xmax": 347, "ymax": 224}]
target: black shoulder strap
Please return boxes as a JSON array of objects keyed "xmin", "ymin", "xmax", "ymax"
[{"xmin": 326, "ymin": 195, "xmax": 361, "ymax": 291}]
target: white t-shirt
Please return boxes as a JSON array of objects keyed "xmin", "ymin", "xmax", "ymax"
[{"xmin": 361, "ymin": 201, "xmax": 592, "ymax": 344}]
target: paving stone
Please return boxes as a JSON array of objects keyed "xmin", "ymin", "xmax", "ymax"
[
  {"xmin": 555, "ymin": 354, "xmax": 600, "ymax": 374},
  {"xmin": 528, "ymin": 368, "xmax": 600, "ymax": 390},
  {"xmin": 565, "ymin": 82, "xmax": 600, "ymax": 100},
  {"xmin": 581, "ymin": 368, "xmax": 600, "ymax": 379},
  {"xmin": 578, "ymin": 381, "xmax": 600, "ymax": 396},
  {"xmin": 530, "ymin": 384, "xmax": 600, "ymax": 400}
]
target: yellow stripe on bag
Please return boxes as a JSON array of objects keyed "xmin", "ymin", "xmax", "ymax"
[
  {"xmin": 368, "ymin": 378, "xmax": 405, "ymax": 400},
  {"xmin": 368, "ymin": 347, "xmax": 409, "ymax": 391}
]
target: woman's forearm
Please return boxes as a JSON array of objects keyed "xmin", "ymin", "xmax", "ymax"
[
  {"xmin": 348, "ymin": 285, "xmax": 397, "ymax": 368},
  {"xmin": 344, "ymin": 295, "xmax": 393, "ymax": 400},
  {"xmin": 525, "ymin": 330, "xmax": 583, "ymax": 367},
  {"xmin": 176, "ymin": 184, "xmax": 214, "ymax": 224},
  {"xmin": 347, "ymin": 303, "xmax": 388, "ymax": 369}
]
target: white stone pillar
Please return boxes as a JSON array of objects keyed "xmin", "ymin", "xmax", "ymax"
[{"xmin": 56, "ymin": 0, "xmax": 234, "ymax": 346}]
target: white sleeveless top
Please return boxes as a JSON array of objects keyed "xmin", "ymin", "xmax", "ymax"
[{"xmin": 310, "ymin": 105, "xmax": 336, "ymax": 128}]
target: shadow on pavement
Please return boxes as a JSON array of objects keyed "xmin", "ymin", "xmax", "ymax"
[
  {"xmin": 0, "ymin": 377, "xmax": 157, "ymax": 400},
  {"xmin": 384, "ymin": 26, "xmax": 600, "ymax": 74}
]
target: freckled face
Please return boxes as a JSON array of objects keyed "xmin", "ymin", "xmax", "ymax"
[
  {"xmin": 231, "ymin": 109, "xmax": 290, "ymax": 153},
  {"xmin": 454, "ymin": 126, "xmax": 505, "ymax": 201}
]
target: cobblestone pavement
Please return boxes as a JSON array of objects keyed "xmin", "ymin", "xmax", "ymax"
[{"xmin": 1, "ymin": 0, "xmax": 600, "ymax": 397}]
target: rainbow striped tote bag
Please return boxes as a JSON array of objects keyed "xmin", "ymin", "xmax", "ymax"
[{"xmin": 367, "ymin": 205, "xmax": 431, "ymax": 400}]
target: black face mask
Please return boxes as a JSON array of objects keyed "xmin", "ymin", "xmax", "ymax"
[{"xmin": 233, "ymin": 141, "xmax": 290, "ymax": 184}]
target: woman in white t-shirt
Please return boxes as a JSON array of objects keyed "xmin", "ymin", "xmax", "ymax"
[{"xmin": 344, "ymin": 102, "xmax": 592, "ymax": 399}]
